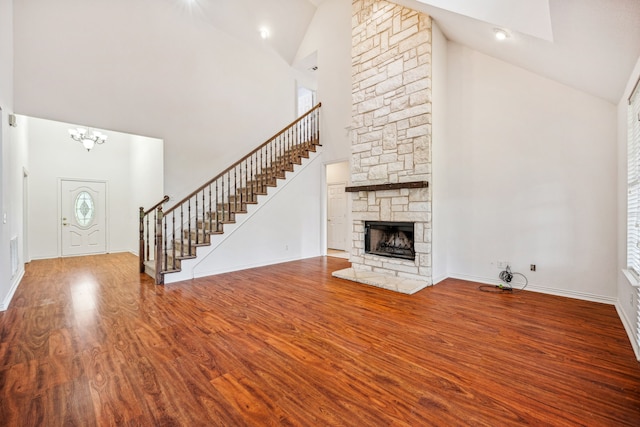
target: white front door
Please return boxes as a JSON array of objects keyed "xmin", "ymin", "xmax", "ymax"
[
  {"xmin": 327, "ymin": 183, "xmax": 347, "ymax": 250},
  {"xmin": 60, "ymin": 180, "xmax": 107, "ymax": 256}
]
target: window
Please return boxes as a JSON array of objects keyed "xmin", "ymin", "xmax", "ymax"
[
  {"xmin": 74, "ymin": 191, "xmax": 95, "ymax": 227},
  {"xmin": 627, "ymin": 78, "xmax": 640, "ymax": 279}
]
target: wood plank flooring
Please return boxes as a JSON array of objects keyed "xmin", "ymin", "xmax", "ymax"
[{"xmin": 1, "ymin": 253, "xmax": 639, "ymax": 426}]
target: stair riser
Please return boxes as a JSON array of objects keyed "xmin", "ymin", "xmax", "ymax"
[
  {"xmin": 213, "ymin": 203, "xmax": 248, "ymax": 214},
  {"xmin": 182, "ymin": 230, "xmax": 211, "ymax": 242},
  {"xmin": 172, "ymin": 243, "xmax": 197, "ymax": 256},
  {"xmin": 240, "ymin": 181, "xmax": 275, "ymax": 191},
  {"xmin": 205, "ymin": 215, "xmax": 235, "ymax": 224},
  {"xmin": 255, "ymin": 173, "xmax": 286, "ymax": 180},
  {"xmin": 196, "ymin": 220, "xmax": 223, "ymax": 232},
  {"xmin": 228, "ymin": 195, "xmax": 258, "ymax": 205}
]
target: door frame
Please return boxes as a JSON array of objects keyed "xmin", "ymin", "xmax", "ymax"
[
  {"xmin": 58, "ymin": 178, "xmax": 109, "ymax": 257},
  {"xmin": 324, "ymin": 161, "xmax": 351, "ymax": 255},
  {"xmin": 23, "ymin": 167, "xmax": 29, "ymax": 263}
]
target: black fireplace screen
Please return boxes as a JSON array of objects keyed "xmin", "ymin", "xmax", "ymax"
[{"xmin": 365, "ymin": 221, "xmax": 415, "ymax": 260}]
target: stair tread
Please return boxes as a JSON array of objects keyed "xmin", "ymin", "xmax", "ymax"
[
  {"xmin": 194, "ymin": 226, "xmax": 224, "ymax": 234},
  {"xmin": 175, "ymin": 255, "xmax": 196, "ymax": 260},
  {"xmin": 175, "ymin": 241, "xmax": 210, "ymax": 247}
]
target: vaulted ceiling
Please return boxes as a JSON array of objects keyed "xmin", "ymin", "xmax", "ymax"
[
  {"xmin": 226, "ymin": 0, "xmax": 640, "ymax": 104},
  {"xmin": 402, "ymin": 0, "xmax": 640, "ymax": 103},
  {"xmin": 15, "ymin": 0, "xmax": 640, "ymax": 106},
  {"xmin": 186, "ymin": 0, "xmax": 318, "ymax": 65}
]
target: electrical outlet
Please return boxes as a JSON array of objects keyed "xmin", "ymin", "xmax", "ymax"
[
  {"xmin": 530, "ymin": 264, "xmax": 536, "ymax": 272},
  {"xmin": 497, "ymin": 260, "xmax": 509, "ymax": 269}
]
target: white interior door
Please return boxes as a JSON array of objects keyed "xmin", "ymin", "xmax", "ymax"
[
  {"xmin": 327, "ymin": 183, "xmax": 347, "ymax": 250},
  {"xmin": 297, "ymin": 86, "xmax": 316, "ymax": 116},
  {"xmin": 60, "ymin": 180, "xmax": 106, "ymax": 256}
]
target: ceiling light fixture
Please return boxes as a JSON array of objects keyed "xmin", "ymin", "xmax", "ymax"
[
  {"xmin": 494, "ymin": 28, "xmax": 509, "ymax": 41},
  {"xmin": 259, "ymin": 27, "xmax": 270, "ymax": 39},
  {"xmin": 68, "ymin": 127, "xmax": 108, "ymax": 152}
]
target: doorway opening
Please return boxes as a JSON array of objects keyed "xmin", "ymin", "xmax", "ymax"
[
  {"xmin": 326, "ymin": 161, "xmax": 349, "ymax": 259},
  {"xmin": 297, "ymin": 86, "xmax": 316, "ymax": 116},
  {"xmin": 23, "ymin": 115, "xmax": 164, "ymax": 261}
]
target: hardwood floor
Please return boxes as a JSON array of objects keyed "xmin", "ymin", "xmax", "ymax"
[{"xmin": 1, "ymin": 253, "xmax": 639, "ymax": 426}]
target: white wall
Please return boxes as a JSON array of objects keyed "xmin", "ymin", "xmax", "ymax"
[
  {"xmin": 13, "ymin": 0, "xmax": 298, "ymax": 203},
  {"xmin": 130, "ymin": 134, "xmax": 165, "ymax": 252},
  {"xmin": 431, "ymin": 21, "xmax": 448, "ymax": 284},
  {"xmin": 161, "ymin": 153, "xmax": 324, "ymax": 281},
  {"xmin": 27, "ymin": 117, "xmax": 163, "ymax": 259},
  {"xmin": 616, "ymin": 54, "xmax": 640, "ymax": 358},
  {"xmin": 295, "ymin": 0, "xmax": 352, "ymax": 164},
  {"xmin": 295, "ymin": 0, "xmax": 352, "ymax": 258},
  {"xmin": 193, "ymin": 155, "xmax": 323, "ymax": 278},
  {"xmin": 326, "ymin": 161, "xmax": 349, "ymax": 184},
  {"xmin": 444, "ymin": 43, "xmax": 618, "ymax": 302},
  {"xmin": 0, "ymin": 0, "xmax": 24, "ymax": 311},
  {"xmin": 10, "ymin": 115, "xmax": 28, "ymax": 265}
]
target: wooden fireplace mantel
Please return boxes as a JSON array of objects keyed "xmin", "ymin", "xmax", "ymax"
[{"xmin": 344, "ymin": 181, "xmax": 428, "ymax": 193}]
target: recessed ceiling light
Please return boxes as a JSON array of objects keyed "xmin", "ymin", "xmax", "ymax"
[
  {"xmin": 259, "ymin": 28, "xmax": 270, "ymax": 39},
  {"xmin": 494, "ymin": 28, "xmax": 509, "ymax": 41}
]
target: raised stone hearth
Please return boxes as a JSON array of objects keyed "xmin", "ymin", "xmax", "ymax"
[
  {"xmin": 332, "ymin": 0, "xmax": 432, "ymax": 294},
  {"xmin": 332, "ymin": 267, "xmax": 426, "ymax": 294}
]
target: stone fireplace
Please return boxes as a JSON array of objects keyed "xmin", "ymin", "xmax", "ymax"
[{"xmin": 332, "ymin": 0, "xmax": 432, "ymax": 294}]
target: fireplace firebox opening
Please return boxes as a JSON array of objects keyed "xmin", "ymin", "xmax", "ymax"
[{"xmin": 365, "ymin": 221, "xmax": 415, "ymax": 261}]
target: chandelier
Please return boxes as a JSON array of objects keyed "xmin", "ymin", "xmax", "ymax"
[{"xmin": 68, "ymin": 127, "xmax": 108, "ymax": 151}]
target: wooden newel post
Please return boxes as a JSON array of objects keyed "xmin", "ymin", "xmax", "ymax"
[
  {"xmin": 316, "ymin": 106, "xmax": 320, "ymax": 145},
  {"xmin": 155, "ymin": 206, "xmax": 164, "ymax": 285},
  {"xmin": 139, "ymin": 207, "xmax": 145, "ymax": 273}
]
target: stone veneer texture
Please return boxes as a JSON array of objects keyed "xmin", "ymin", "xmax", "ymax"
[{"xmin": 349, "ymin": 0, "xmax": 432, "ymax": 285}]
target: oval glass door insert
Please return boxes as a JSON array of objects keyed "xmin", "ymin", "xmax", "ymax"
[{"xmin": 74, "ymin": 191, "xmax": 95, "ymax": 227}]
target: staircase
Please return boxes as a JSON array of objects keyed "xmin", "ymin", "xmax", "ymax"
[{"xmin": 139, "ymin": 104, "xmax": 321, "ymax": 284}]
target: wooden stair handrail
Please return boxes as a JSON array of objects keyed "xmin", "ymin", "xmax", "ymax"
[
  {"xmin": 164, "ymin": 103, "xmax": 321, "ymax": 216},
  {"xmin": 144, "ymin": 195, "xmax": 170, "ymax": 215}
]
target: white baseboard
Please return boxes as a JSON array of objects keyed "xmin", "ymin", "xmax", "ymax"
[
  {"xmin": 0, "ymin": 268, "xmax": 25, "ymax": 311},
  {"xmin": 192, "ymin": 253, "xmax": 322, "ymax": 281},
  {"xmin": 445, "ymin": 272, "xmax": 636, "ymax": 361},
  {"xmin": 30, "ymin": 250, "xmax": 136, "ymax": 261},
  {"xmin": 432, "ymin": 274, "xmax": 448, "ymax": 285},
  {"xmin": 446, "ymin": 272, "xmax": 616, "ymax": 305},
  {"xmin": 29, "ymin": 255, "xmax": 56, "ymax": 261},
  {"xmin": 615, "ymin": 302, "xmax": 640, "ymax": 361}
]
